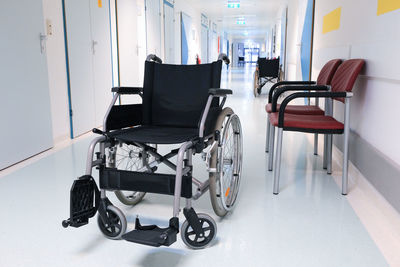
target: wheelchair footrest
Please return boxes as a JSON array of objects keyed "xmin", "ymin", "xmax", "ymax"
[
  {"xmin": 62, "ymin": 175, "xmax": 100, "ymax": 228},
  {"xmin": 122, "ymin": 217, "xmax": 179, "ymax": 247}
]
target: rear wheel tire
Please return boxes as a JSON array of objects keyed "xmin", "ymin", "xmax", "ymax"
[
  {"xmin": 209, "ymin": 108, "xmax": 243, "ymax": 217},
  {"xmin": 253, "ymin": 69, "xmax": 260, "ymax": 97}
]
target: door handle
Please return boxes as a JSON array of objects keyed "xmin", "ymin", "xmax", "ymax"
[
  {"xmin": 92, "ymin": 40, "xmax": 98, "ymax": 55},
  {"xmin": 40, "ymin": 33, "xmax": 47, "ymax": 54}
]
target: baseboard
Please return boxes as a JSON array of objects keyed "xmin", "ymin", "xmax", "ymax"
[{"xmin": 333, "ymin": 131, "xmax": 400, "ymax": 214}]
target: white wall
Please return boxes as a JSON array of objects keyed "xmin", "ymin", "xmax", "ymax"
[
  {"xmin": 42, "ymin": 0, "xmax": 70, "ymax": 143},
  {"xmin": 313, "ymin": 0, "xmax": 400, "ymax": 166}
]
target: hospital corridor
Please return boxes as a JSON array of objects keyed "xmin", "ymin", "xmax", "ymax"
[{"xmin": 1, "ymin": 0, "xmax": 400, "ymax": 266}]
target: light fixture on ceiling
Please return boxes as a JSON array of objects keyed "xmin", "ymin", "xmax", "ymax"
[
  {"xmin": 237, "ymin": 17, "xmax": 245, "ymax": 25},
  {"xmin": 227, "ymin": 0, "xmax": 240, "ymax": 8}
]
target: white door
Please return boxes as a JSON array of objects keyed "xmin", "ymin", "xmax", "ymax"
[
  {"xmin": 0, "ymin": 0, "xmax": 53, "ymax": 169},
  {"xmin": 117, "ymin": 0, "xmax": 146, "ymax": 87},
  {"xmin": 163, "ymin": 1, "xmax": 175, "ymax": 64},
  {"xmin": 64, "ymin": 0, "xmax": 96, "ymax": 137},
  {"xmin": 201, "ymin": 25, "xmax": 208, "ymax": 63},
  {"xmin": 145, "ymin": 0, "xmax": 162, "ymax": 56},
  {"xmin": 90, "ymin": 0, "xmax": 113, "ymax": 126},
  {"xmin": 64, "ymin": 0, "xmax": 113, "ymax": 137}
]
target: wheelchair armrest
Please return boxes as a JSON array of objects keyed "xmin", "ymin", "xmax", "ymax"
[
  {"xmin": 268, "ymin": 81, "xmax": 316, "ymax": 103},
  {"xmin": 111, "ymin": 87, "xmax": 142, "ymax": 95},
  {"xmin": 271, "ymin": 85, "xmax": 330, "ymax": 112},
  {"xmin": 208, "ymin": 88, "xmax": 232, "ymax": 97}
]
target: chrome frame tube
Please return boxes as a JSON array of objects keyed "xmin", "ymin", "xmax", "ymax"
[
  {"xmin": 314, "ymin": 134, "xmax": 318, "ymax": 155},
  {"xmin": 266, "ymin": 119, "xmax": 270, "ymax": 153},
  {"xmin": 103, "ymin": 93, "xmax": 119, "ymax": 131},
  {"xmin": 199, "ymin": 96, "xmax": 214, "ymax": 138},
  {"xmin": 85, "ymin": 136, "xmax": 107, "ymax": 176},
  {"xmin": 327, "ymin": 134, "xmax": 333, "ymax": 174},
  {"xmin": 342, "ymin": 97, "xmax": 351, "ymax": 195},
  {"xmin": 268, "ymin": 126, "xmax": 275, "ymax": 171},
  {"xmin": 173, "ymin": 141, "xmax": 193, "ymax": 217},
  {"xmin": 273, "ymin": 128, "xmax": 283, "ymax": 194}
]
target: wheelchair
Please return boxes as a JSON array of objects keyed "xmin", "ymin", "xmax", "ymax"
[
  {"xmin": 253, "ymin": 57, "xmax": 281, "ymax": 97},
  {"xmin": 62, "ymin": 54, "xmax": 243, "ymax": 249}
]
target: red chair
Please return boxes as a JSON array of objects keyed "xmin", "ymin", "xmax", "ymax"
[
  {"xmin": 265, "ymin": 59, "xmax": 342, "ymax": 168},
  {"xmin": 269, "ymin": 59, "xmax": 365, "ymax": 195}
]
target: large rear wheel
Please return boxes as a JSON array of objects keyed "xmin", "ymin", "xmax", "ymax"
[
  {"xmin": 253, "ymin": 69, "xmax": 260, "ymax": 97},
  {"xmin": 209, "ymin": 108, "xmax": 243, "ymax": 217}
]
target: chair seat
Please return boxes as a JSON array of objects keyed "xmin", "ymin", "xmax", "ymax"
[
  {"xmin": 269, "ymin": 113, "xmax": 344, "ymax": 133},
  {"xmin": 265, "ymin": 103, "xmax": 325, "ymax": 115},
  {"xmin": 108, "ymin": 126, "xmax": 199, "ymax": 144}
]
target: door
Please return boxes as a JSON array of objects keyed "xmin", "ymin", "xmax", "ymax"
[
  {"xmin": 180, "ymin": 12, "xmax": 192, "ymax": 64},
  {"xmin": 145, "ymin": 0, "xmax": 162, "ymax": 56},
  {"xmin": 64, "ymin": 0, "xmax": 113, "ymax": 137},
  {"xmin": 163, "ymin": 0, "xmax": 175, "ymax": 63},
  {"xmin": 64, "ymin": 0, "xmax": 95, "ymax": 137},
  {"xmin": 90, "ymin": 0, "xmax": 113, "ymax": 127},
  {"xmin": 299, "ymin": 0, "xmax": 315, "ymax": 81},
  {"xmin": 200, "ymin": 25, "xmax": 208, "ymax": 64},
  {"xmin": 117, "ymin": 0, "xmax": 146, "ymax": 87},
  {"xmin": 0, "ymin": 0, "xmax": 53, "ymax": 169}
]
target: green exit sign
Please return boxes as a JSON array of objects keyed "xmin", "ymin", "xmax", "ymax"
[{"xmin": 228, "ymin": 3, "xmax": 240, "ymax": 8}]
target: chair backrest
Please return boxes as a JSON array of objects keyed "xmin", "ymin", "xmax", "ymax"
[
  {"xmin": 330, "ymin": 59, "xmax": 365, "ymax": 102},
  {"xmin": 258, "ymin": 58, "xmax": 280, "ymax": 78},
  {"xmin": 316, "ymin": 59, "xmax": 342, "ymax": 85},
  {"xmin": 142, "ymin": 60, "xmax": 222, "ymax": 128}
]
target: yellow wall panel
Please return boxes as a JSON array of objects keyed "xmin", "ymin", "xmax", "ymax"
[
  {"xmin": 377, "ymin": 0, "xmax": 400, "ymax": 15},
  {"xmin": 322, "ymin": 7, "xmax": 341, "ymax": 34}
]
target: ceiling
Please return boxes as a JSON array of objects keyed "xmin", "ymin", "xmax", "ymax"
[{"xmin": 184, "ymin": 0, "xmax": 285, "ymax": 40}]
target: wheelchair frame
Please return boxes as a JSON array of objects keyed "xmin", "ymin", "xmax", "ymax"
[{"xmin": 63, "ymin": 54, "xmax": 242, "ymax": 249}]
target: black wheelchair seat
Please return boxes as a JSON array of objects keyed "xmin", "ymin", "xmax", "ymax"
[{"xmin": 108, "ymin": 126, "xmax": 199, "ymax": 144}]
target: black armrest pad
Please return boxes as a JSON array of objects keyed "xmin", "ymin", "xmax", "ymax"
[
  {"xmin": 111, "ymin": 87, "xmax": 142, "ymax": 95},
  {"xmin": 269, "ymin": 81, "xmax": 316, "ymax": 103},
  {"xmin": 209, "ymin": 88, "xmax": 233, "ymax": 96},
  {"xmin": 271, "ymin": 85, "xmax": 330, "ymax": 111},
  {"xmin": 277, "ymin": 91, "xmax": 348, "ymax": 127}
]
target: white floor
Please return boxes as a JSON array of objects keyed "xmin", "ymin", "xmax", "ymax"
[{"xmin": 0, "ymin": 66, "xmax": 395, "ymax": 266}]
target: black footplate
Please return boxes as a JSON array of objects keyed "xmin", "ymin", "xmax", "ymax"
[
  {"xmin": 62, "ymin": 175, "xmax": 100, "ymax": 228},
  {"xmin": 122, "ymin": 217, "xmax": 179, "ymax": 247}
]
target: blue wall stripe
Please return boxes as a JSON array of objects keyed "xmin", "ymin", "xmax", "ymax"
[
  {"xmin": 61, "ymin": 0, "xmax": 74, "ymax": 139},
  {"xmin": 163, "ymin": 0, "xmax": 173, "ymax": 8}
]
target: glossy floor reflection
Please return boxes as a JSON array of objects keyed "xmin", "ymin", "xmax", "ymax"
[{"xmin": 0, "ymin": 65, "xmax": 387, "ymax": 267}]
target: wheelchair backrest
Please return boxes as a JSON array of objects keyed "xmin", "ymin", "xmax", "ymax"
[
  {"xmin": 258, "ymin": 58, "xmax": 280, "ymax": 78},
  {"xmin": 142, "ymin": 61, "xmax": 222, "ymax": 128}
]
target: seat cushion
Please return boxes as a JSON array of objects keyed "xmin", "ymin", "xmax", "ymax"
[
  {"xmin": 108, "ymin": 126, "xmax": 199, "ymax": 144},
  {"xmin": 265, "ymin": 103, "xmax": 325, "ymax": 115},
  {"xmin": 269, "ymin": 113, "xmax": 344, "ymax": 133}
]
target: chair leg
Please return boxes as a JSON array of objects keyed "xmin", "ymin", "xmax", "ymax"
[
  {"xmin": 342, "ymin": 98, "xmax": 351, "ymax": 195},
  {"xmin": 265, "ymin": 119, "xmax": 270, "ymax": 153},
  {"xmin": 323, "ymin": 134, "xmax": 328, "ymax": 169},
  {"xmin": 268, "ymin": 126, "xmax": 275, "ymax": 171},
  {"xmin": 314, "ymin": 134, "xmax": 318, "ymax": 155},
  {"xmin": 273, "ymin": 128, "xmax": 283, "ymax": 194},
  {"xmin": 327, "ymin": 134, "xmax": 333, "ymax": 175}
]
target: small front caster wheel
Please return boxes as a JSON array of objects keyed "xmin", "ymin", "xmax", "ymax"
[
  {"xmin": 181, "ymin": 213, "xmax": 217, "ymax": 249},
  {"xmin": 97, "ymin": 205, "xmax": 127, "ymax": 240}
]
